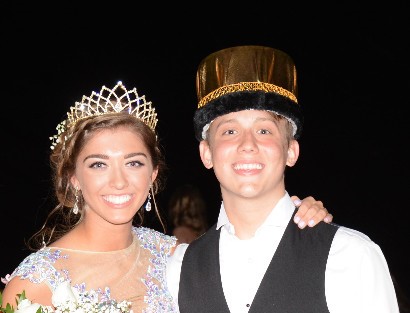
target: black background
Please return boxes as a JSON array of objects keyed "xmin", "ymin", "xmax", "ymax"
[{"xmin": 1, "ymin": 3, "xmax": 409, "ymax": 298}]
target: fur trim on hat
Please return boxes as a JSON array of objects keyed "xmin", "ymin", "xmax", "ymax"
[{"xmin": 193, "ymin": 91, "xmax": 303, "ymax": 141}]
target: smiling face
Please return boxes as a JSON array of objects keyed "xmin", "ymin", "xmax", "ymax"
[
  {"xmin": 199, "ymin": 110, "xmax": 299, "ymax": 204},
  {"xmin": 70, "ymin": 126, "xmax": 158, "ymax": 227}
]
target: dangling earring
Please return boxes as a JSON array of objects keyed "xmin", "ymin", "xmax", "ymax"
[
  {"xmin": 145, "ymin": 190, "xmax": 152, "ymax": 212},
  {"xmin": 73, "ymin": 187, "xmax": 80, "ymax": 215}
]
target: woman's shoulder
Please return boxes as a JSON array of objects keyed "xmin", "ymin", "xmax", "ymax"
[
  {"xmin": 1, "ymin": 249, "xmax": 63, "ymax": 307},
  {"xmin": 1, "ymin": 274, "xmax": 52, "ymax": 309},
  {"xmin": 133, "ymin": 226, "xmax": 177, "ymax": 244},
  {"xmin": 4, "ymin": 248, "xmax": 66, "ymax": 290}
]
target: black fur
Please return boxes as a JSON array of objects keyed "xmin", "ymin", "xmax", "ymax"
[{"xmin": 193, "ymin": 91, "xmax": 303, "ymax": 141}]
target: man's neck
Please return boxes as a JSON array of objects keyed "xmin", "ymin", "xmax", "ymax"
[{"xmin": 221, "ymin": 191, "xmax": 285, "ymax": 239}]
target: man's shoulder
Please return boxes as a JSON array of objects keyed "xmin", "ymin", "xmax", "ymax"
[
  {"xmin": 308, "ymin": 222, "xmax": 377, "ymax": 251},
  {"xmin": 333, "ymin": 224, "xmax": 377, "ymax": 249}
]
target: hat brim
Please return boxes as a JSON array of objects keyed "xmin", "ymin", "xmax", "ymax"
[{"xmin": 193, "ymin": 90, "xmax": 303, "ymax": 141}]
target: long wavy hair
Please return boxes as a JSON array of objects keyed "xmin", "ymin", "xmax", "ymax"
[{"xmin": 28, "ymin": 112, "xmax": 167, "ymax": 250}]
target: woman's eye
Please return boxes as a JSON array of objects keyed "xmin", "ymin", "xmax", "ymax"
[
  {"xmin": 128, "ymin": 160, "xmax": 144, "ymax": 167},
  {"xmin": 89, "ymin": 161, "xmax": 106, "ymax": 169}
]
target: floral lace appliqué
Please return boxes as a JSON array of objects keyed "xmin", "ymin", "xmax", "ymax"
[
  {"xmin": 8, "ymin": 248, "xmax": 69, "ymax": 290},
  {"xmin": 4, "ymin": 227, "xmax": 178, "ymax": 313},
  {"xmin": 134, "ymin": 227, "xmax": 177, "ymax": 313}
]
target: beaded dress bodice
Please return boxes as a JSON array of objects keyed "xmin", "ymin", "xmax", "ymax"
[{"xmin": 8, "ymin": 227, "xmax": 178, "ymax": 313}]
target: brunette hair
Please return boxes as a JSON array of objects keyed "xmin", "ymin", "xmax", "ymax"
[{"xmin": 28, "ymin": 112, "xmax": 167, "ymax": 250}]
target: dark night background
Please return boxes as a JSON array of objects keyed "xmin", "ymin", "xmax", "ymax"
[{"xmin": 1, "ymin": 3, "xmax": 409, "ymax": 299}]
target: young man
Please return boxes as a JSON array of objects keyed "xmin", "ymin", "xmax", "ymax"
[{"xmin": 169, "ymin": 46, "xmax": 399, "ymax": 312}]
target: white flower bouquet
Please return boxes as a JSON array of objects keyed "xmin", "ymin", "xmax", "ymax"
[{"xmin": 0, "ymin": 281, "xmax": 132, "ymax": 313}]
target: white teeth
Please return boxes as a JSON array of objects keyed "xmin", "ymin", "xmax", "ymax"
[
  {"xmin": 234, "ymin": 164, "xmax": 262, "ymax": 170},
  {"xmin": 104, "ymin": 195, "xmax": 131, "ymax": 204}
]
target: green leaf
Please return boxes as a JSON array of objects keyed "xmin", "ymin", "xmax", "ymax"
[{"xmin": 0, "ymin": 290, "xmax": 17, "ymax": 313}]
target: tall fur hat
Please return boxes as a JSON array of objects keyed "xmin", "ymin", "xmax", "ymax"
[{"xmin": 193, "ymin": 45, "xmax": 303, "ymax": 141}]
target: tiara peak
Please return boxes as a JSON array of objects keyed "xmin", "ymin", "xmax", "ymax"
[{"xmin": 50, "ymin": 81, "xmax": 158, "ymax": 149}]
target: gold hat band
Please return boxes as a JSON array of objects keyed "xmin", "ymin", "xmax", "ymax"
[{"xmin": 198, "ymin": 81, "xmax": 298, "ymax": 108}]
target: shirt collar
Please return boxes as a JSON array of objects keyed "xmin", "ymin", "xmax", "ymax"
[{"xmin": 216, "ymin": 192, "xmax": 295, "ymax": 234}]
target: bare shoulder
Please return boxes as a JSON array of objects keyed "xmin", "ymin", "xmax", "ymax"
[{"xmin": 2, "ymin": 276, "xmax": 52, "ymax": 307}]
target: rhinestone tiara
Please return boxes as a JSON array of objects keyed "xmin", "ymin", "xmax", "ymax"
[{"xmin": 50, "ymin": 81, "xmax": 158, "ymax": 149}]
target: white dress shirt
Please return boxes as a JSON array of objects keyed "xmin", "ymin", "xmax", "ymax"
[{"xmin": 167, "ymin": 192, "xmax": 399, "ymax": 313}]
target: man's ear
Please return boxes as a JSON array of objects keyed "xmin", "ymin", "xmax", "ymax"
[
  {"xmin": 286, "ymin": 140, "xmax": 299, "ymax": 167},
  {"xmin": 199, "ymin": 141, "xmax": 213, "ymax": 169}
]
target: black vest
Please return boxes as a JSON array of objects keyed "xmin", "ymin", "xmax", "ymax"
[{"xmin": 178, "ymin": 210, "xmax": 338, "ymax": 313}]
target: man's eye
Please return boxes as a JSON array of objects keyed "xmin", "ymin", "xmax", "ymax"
[{"xmin": 259, "ymin": 129, "xmax": 271, "ymax": 134}]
